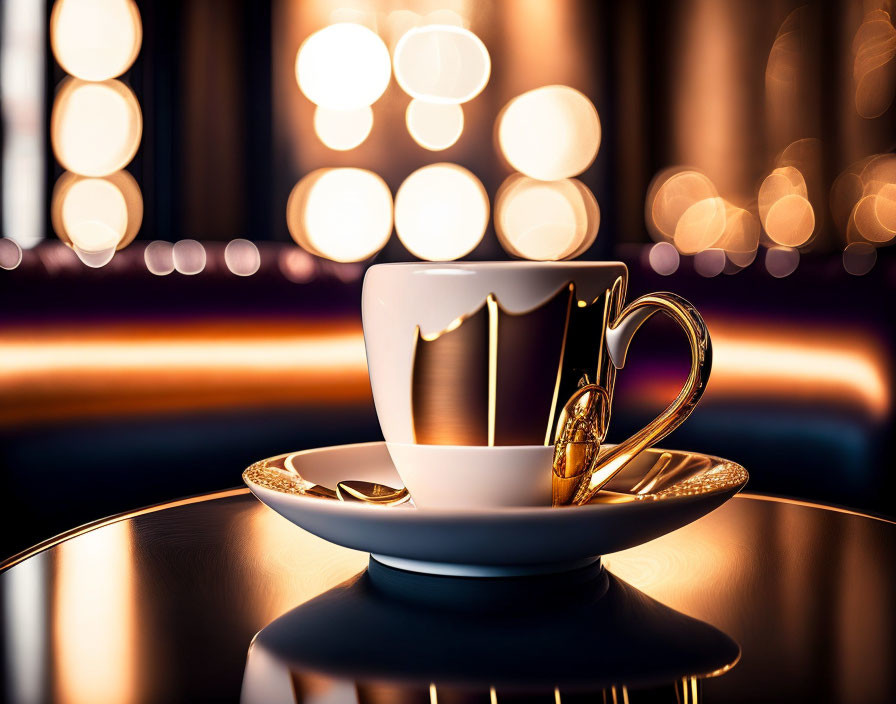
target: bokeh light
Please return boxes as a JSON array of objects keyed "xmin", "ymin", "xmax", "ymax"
[
  {"xmin": 296, "ymin": 23, "xmax": 391, "ymax": 110},
  {"xmin": 843, "ymin": 242, "xmax": 877, "ymax": 275},
  {"xmin": 143, "ymin": 241, "xmax": 174, "ymax": 276},
  {"xmin": 495, "ymin": 174, "xmax": 599, "ymax": 260},
  {"xmin": 852, "ymin": 11, "xmax": 896, "ymax": 119},
  {"xmin": 758, "ymin": 166, "xmax": 807, "ymax": 223},
  {"xmin": 67, "ymin": 221, "xmax": 119, "ymax": 267},
  {"xmin": 287, "ymin": 168, "xmax": 393, "ymax": 263},
  {"xmin": 278, "ymin": 247, "xmax": 317, "ymax": 283},
  {"xmin": 406, "ymin": 99, "xmax": 464, "ymax": 151},
  {"xmin": 393, "ymin": 25, "xmax": 490, "ymax": 104},
  {"xmin": 832, "ymin": 154, "xmax": 896, "ymax": 245},
  {"xmin": 763, "ymin": 193, "xmax": 815, "ymax": 247},
  {"xmin": 224, "ymin": 239, "xmax": 261, "ymax": 276},
  {"xmin": 498, "ymin": 86, "xmax": 600, "ymax": 181},
  {"xmin": 765, "ymin": 245, "xmax": 800, "ymax": 278},
  {"xmin": 51, "ymin": 78, "xmax": 142, "ymax": 176},
  {"xmin": 50, "ymin": 0, "xmax": 142, "ymax": 81},
  {"xmin": 394, "ymin": 163, "xmax": 488, "ymax": 261},
  {"xmin": 51, "ymin": 171, "xmax": 142, "ymax": 254},
  {"xmin": 313, "ymin": 106, "xmax": 374, "ymax": 151},
  {"xmin": 645, "ymin": 168, "xmax": 718, "ymax": 243},
  {"xmin": 693, "ymin": 248, "xmax": 726, "ymax": 277},
  {"xmin": 716, "ymin": 203, "xmax": 759, "ymax": 267},
  {"xmin": 648, "ymin": 242, "xmax": 680, "ymax": 276},
  {"xmin": 172, "ymin": 239, "xmax": 206, "ymax": 275},
  {"xmin": 673, "ymin": 197, "xmax": 727, "ymax": 254},
  {"xmin": 0, "ymin": 238, "xmax": 23, "ymax": 270}
]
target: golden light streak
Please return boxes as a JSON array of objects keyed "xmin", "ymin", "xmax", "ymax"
[
  {"xmin": 53, "ymin": 521, "xmax": 137, "ymax": 704},
  {"xmin": 2, "ymin": 319, "xmax": 888, "ymax": 426},
  {"xmin": 0, "ymin": 321, "xmax": 370, "ymax": 425},
  {"xmin": 618, "ymin": 320, "xmax": 889, "ymax": 420}
]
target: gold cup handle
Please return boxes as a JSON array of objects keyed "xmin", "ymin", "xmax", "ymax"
[{"xmin": 572, "ymin": 292, "xmax": 712, "ymax": 505}]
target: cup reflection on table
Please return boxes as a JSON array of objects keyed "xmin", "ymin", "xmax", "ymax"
[{"xmin": 241, "ymin": 559, "xmax": 739, "ymax": 703}]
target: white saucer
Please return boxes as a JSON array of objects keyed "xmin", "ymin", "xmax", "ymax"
[{"xmin": 243, "ymin": 441, "xmax": 747, "ymax": 577}]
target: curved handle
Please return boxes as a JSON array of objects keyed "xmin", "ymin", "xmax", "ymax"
[{"xmin": 572, "ymin": 292, "xmax": 712, "ymax": 505}]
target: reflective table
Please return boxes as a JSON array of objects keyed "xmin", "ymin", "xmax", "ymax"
[{"xmin": 1, "ymin": 490, "xmax": 894, "ymax": 703}]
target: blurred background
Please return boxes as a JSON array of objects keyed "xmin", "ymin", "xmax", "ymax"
[{"xmin": 0, "ymin": 0, "xmax": 894, "ymax": 558}]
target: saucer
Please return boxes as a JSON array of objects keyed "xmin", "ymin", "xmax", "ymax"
[{"xmin": 243, "ymin": 441, "xmax": 747, "ymax": 577}]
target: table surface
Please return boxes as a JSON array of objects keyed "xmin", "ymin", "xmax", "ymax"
[{"xmin": 1, "ymin": 490, "xmax": 894, "ymax": 704}]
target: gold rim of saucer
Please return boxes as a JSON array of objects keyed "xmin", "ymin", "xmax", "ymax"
[{"xmin": 242, "ymin": 445, "xmax": 748, "ymax": 509}]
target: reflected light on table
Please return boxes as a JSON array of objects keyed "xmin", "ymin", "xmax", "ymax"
[
  {"xmin": 242, "ymin": 507, "xmax": 367, "ymax": 625},
  {"xmin": 53, "ymin": 521, "xmax": 137, "ymax": 704}
]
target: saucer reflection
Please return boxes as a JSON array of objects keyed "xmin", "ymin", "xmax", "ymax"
[{"xmin": 242, "ymin": 560, "xmax": 739, "ymax": 703}]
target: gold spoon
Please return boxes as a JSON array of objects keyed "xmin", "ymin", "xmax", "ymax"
[{"xmin": 335, "ymin": 480, "xmax": 411, "ymax": 506}]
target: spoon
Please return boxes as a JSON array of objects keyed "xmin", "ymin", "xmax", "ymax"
[{"xmin": 335, "ymin": 480, "xmax": 411, "ymax": 506}]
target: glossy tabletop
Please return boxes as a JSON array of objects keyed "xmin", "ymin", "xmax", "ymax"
[{"xmin": 1, "ymin": 490, "xmax": 894, "ymax": 704}]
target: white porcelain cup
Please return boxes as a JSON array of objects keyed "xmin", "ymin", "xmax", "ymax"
[{"xmin": 361, "ymin": 262, "xmax": 711, "ymax": 508}]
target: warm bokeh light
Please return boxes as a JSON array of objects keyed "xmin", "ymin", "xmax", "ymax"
[
  {"xmin": 0, "ymin": 238, "xmax": 24, "ymax": 270},
  {"xmin": 287, "ymin": 168, "xmax": 393, "ymax": 263},
  {"xmin": 693, "ymin": 248, "xmax": 726, "ymax": 277},
  {"xmin": 393, "ymin": 25, "xmax": 490, "ymax": 103},
  {"xmin": 224, "ymin": 238, "xmax": 261, "ymax": 276},
  {"xmin": 715, "ymin": 203, "xmax": 759, "ymax": 267},
  {"xmin": 405, "ymin": 99, "xmax": 464, "ymax": 151},
  {"xmin": 295, "ymin": 23, "xmax": 391, "ymax": 110},
  {"xmin": 852, "ymin": 10, "xmax": 896, "ymax": 119},
  {"xmin": 497, "ymin": 85, "xmax": 600, "ymax": 181},
  {"xmin": 765, "ymin": 245, "xmax": 800, "ymax": 278},
  {"xmin": 758, "ymin": 166, "xmax": 807, "ymax": 223},
  {"xmin": 394, "ymin": 163, "xmax": 488, "ymax": 261},
  {"xmin": 672, "ymin": 196, "xmax": 726, "ymax": 254},
  {"xmin": 143, "ymin": 240, "xmax": 174, "ymax": 276},
  {"xmin": 172, "ymin": 239, "xmax": 206, "ymax": 275},
  {"xmin": 645, "ymin": 168, "xmax": 719, "ymax": 243},
  {"xmin": 764, "ymin": 193, "xmax": 815, "ymax": 247},
  {"xmin": 50, "ymin": 171, "xmax": 143, "ymax": 259},
  {"xmin": 648, "ymin": 241, "xmax": 680, "ymax": 275},
  {"xmin": 53, "ymin": 521, "xmax": 136, "ymax": 704},
  {"xmin": 67, "ymin": 222, "xmax": 119, "ymax": 268},
  {"xmin": 312, "ymin": 106, "xmax": 373, "ymax": 151},
  {"xmin": 843, "ymin": 242, "xmax": 877, "ymax": 276},
  {"xmin": 278, "ymin": 247, "xmax": 317, "ymax": 283},
  {"xmin": 494, "ymin": 174, "xmax": 599, "ymax": 260},
  {"xmin": 51, "ymin": 78, "xmax": 142, "ymax": 177},
  {"xmin": 832, "ymin": 154, "xmax": 896, "ymax": 245},
  {"xmin": 50, "ymin": 0, "xmax": 141, "ymax": 81}
]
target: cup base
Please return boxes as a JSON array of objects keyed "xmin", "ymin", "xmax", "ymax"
[{"xmin": 371, "ymin": 554, "xmax": 601, "ymax": 578}]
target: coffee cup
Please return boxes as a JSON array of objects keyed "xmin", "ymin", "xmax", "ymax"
[{"xmin": 361, "ymin": 262, "xmax": 710, "ymax": 508}]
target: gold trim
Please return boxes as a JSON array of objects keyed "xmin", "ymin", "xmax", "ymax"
[
  {"xmin": 574, "ymin": 293, "xmax": 712, "ymax": 505},
  {"xmin": 487, "ymin": 294, "xmax": 499, "ymax": 447},
  {"xmin": 0, "ymin": 488, "xmax": 249, "ymax": 572},
  {"xmin": 544, "ymin": 284, "xmax": 575, "ymax": 446}
]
